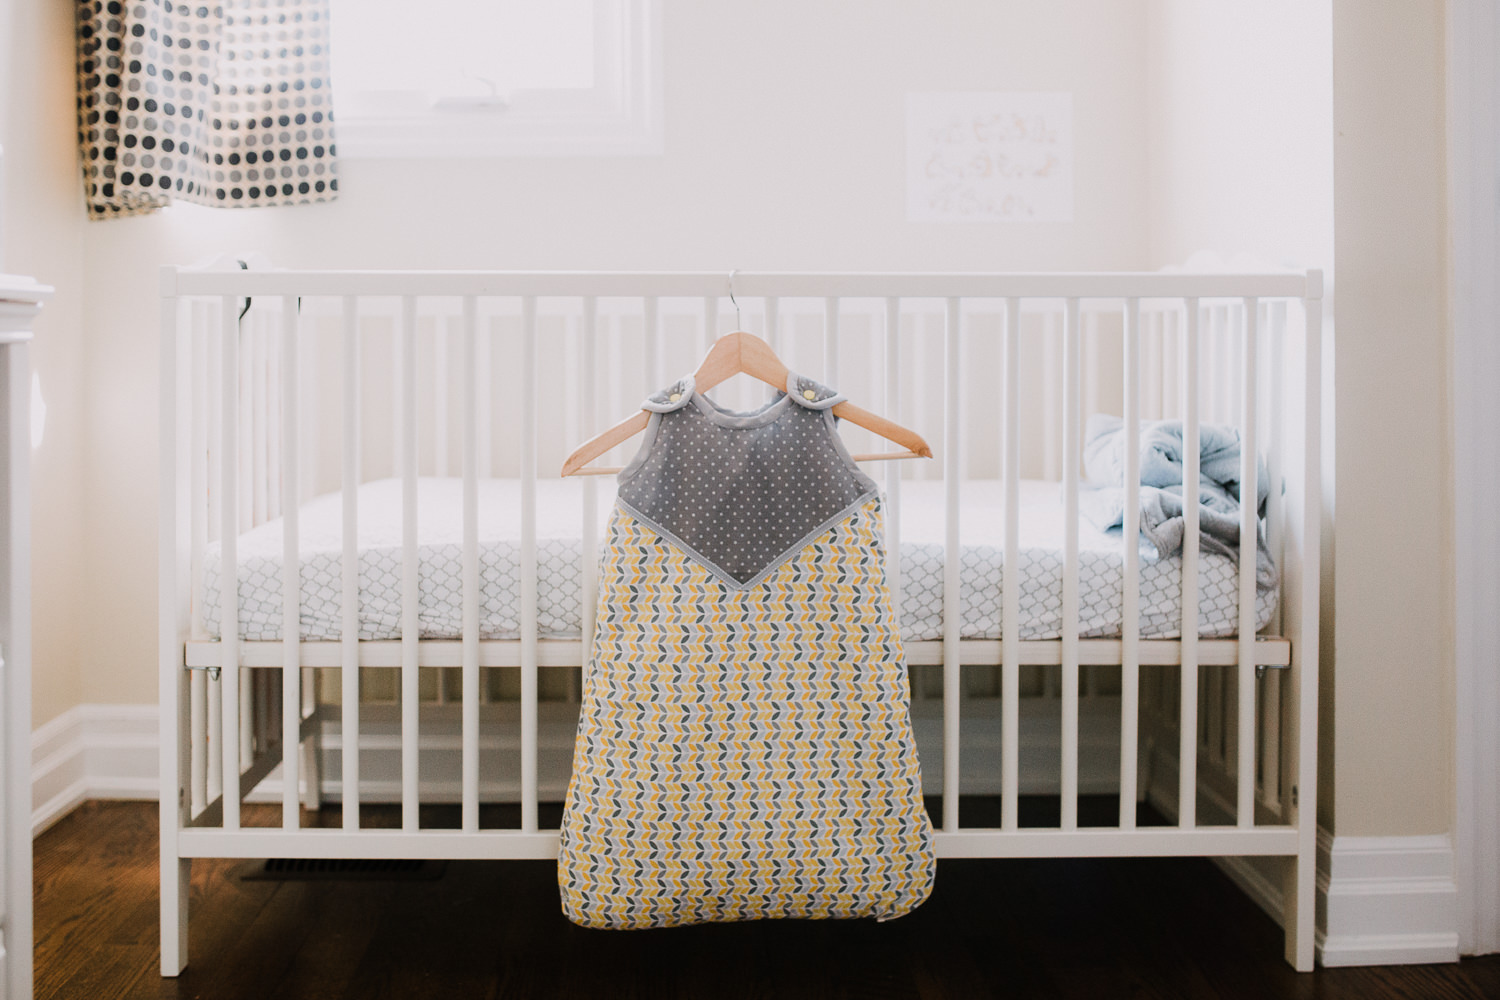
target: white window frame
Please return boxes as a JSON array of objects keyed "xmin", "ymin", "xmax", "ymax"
[{"xmin": 334, "ymin": 0, "xmax": 662, "ymax": 159}]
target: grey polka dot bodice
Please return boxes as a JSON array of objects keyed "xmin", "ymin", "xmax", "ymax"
[{"xmin": 615, "ymin": 373, "xmax": 880, "ymax": 589}]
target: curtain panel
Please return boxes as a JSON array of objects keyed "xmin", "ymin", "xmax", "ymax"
[{"xmin": 76, "ymin": 0, "xmax": 339, "ymax": 219}]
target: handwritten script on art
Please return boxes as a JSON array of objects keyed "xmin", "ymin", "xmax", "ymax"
[{"xmin": 906, "ymin": 92, "xmax": 1074, "ymax": 223}]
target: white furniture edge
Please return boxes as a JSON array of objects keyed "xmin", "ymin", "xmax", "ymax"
[
  {"xmin": 1447, "ymin": 0, "xmax": 1500, "ymax": 959},
  {"xmin": 0, "ymin": 274, "xmax": 47, "ymax": 1000}
]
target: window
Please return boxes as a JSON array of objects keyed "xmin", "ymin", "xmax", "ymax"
[{"xmin": 328, "ymin": 0, "xmax": 661, "ymax": 157}]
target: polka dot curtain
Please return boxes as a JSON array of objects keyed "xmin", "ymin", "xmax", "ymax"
[{"xmin": 76, "ymin": 0, "xmax": 339, "ymax": 219}]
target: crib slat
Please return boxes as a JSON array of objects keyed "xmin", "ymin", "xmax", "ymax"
[
  {"xmin": 239, "ymin": 661, "xmax": 252, "ymax": 775},
  {"xmin": 281, "ymin": 296, "xmax": 301, "ymax": 829},
  {"xmin": 1204, "ymin": 307, "xmax": 1219, "ymax": 423},
  {"xmin": 220, "ymin": 296, "xmax": 241, "ymax": 829},
  {"xmin": 642, "ymin": 295, "xmax": 660, "ymax": 389},
  {"xmin": 1002, "ymin": 297, "xmax": 1021, "ymax": 831},
  {"xmin": 1163, "ymin": 310, "xmax": 1181, "ymax": 419},
  {"xmin": 300, "ymin": 664, "xmax": 318, "ymax": 813},
  {"xmin": 702, "ymin": 297, "xmax": 718, "ymax": 406},
  {"xmin": 763, "ymin": 296, "xmax": 780, "ymax": 410},
  {"xmin": 520, "ymin": 296, "xmax": 540, "ymax": 833},
  {"xmin": 605, "ymin": 316, "xmax": 624, "ymax": 456},
  {"xmin": 1204, "ymin": 309, "xmax": 1229, "ymax": 767},
  {"xmin": 1142, "ymin": 311, "xmax": 1162, "ymax": 421},
  {"xmin": 1266, "ymin": 303, "xmax": 1287, "ymax": 633},
  {"xmin": 434, "ymin": 321, "xmax": 449, "ymax": 478},
  {"xmin": 207, "ymin": 672, "xmax": 223, "ymax": 806},
  {"xmin": 1083, "ymin": 309, "xmax": 1100, "ymax": 446},
  {"xmin": 392, "ymin": 318, "xmax": 403, "ymax": 480},
  {"xmin": 643, "ymin": 295, "xmax": 661, "ymax": 390},
  {"xmin": 1261, "ymin": 302, "xmax": 1287, "ymax": 808},
  {"xmin": 458, "ymin": 296, "xmax": 480, "ymax": 832},
  {"xmin": 884, "ymin": 298, "xmax": 902, "ymax": 615},
  {"xmin": 267, "ymin": 318, "xmax": 281, "ymax": 520},
  {"xmin": 340, "ymin": 296, "xmax": 361, "ymax": 830},
  {"xmin": 207, "ymin": 299, "xmax": 223, "ymax": 803},
  {"xmin": 239, "ymin": 318, "xmax": 252, "ymax": 535},
  {"xmin": 1222, "ymin": 306, "xmax": 1238, "ymax": 423},
  {"xmin": 190, "ymin": 305, "xmax": 208, "ymax": 640},
  {"xmin": 252, "ymin": 313, "xmax": 267, "ymax": 526},
  {"xmin": 1042, "ymin": 311, "xmax": 1060, "ymax": 481},
  {"xmin": 476, "ymin": 324, "xmax": 493, "ymax": 479},
  {"xmin": 400, "ymin": 295, "xmax": 420, "ymax": 831},
  {"xmin": 1061, "ymin": 297, "xmax": 1082, "ymax": 831},
  {"xmin": 1238, "ymin": 298, "xmax": 1259, "ymax": 827},
  {"xmin": 824, "ymin": 297, "xmax": 840, "ymax": 384},
  {"xmin": 300, "ymin": 313, "xmax": 320, "ymax": 503},
  {"xmin": 1180, "ymin": 299, "xmax": 1201, "ymax": 829},
  {"xmin": 701, "ymin": 296, "xmax": 716, "ymax": 356},
  {"xmin": 581, "ymin": 297, "xmax": 601, "ymax": 691},
  {"xmin": 208, "ymin": 315, "xmax": 223, "ymax": 547},
  {"xmin": 1120, "ymin": 297, "xmax": 1141, "ymax": 828},
  {"xmin": 189, "ymin": 666, "xmax": 206, "ymax": 817},
  {"xmin": 910, "ymin": 321, "xmax": 931, "ymax": 511},
  {"xmin": 942, "ymin": 297, "xmax": 961, "ymax": 832}
]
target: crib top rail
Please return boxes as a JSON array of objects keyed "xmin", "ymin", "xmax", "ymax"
[{"xmin": 163, "ymin": 267, "xmax": 1321, "ymax": 302}]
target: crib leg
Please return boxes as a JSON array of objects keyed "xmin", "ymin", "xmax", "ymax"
[
  {"xmin": 1283, "ymin": 845, "xmax": 1317, "ymax": 971},
  {"xmin": 160, "ymin": 856, "xmax": 190, "ymax": 975}
]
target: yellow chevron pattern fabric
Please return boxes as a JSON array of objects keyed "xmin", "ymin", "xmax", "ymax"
[{"xmin": 557, "ymin": 496, "xmax": 935, "ymax": 929}]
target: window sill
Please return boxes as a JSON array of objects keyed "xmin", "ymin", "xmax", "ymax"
[{"xmin": 334, "ymin": 0, "xmax": 661, "ymax": 159}]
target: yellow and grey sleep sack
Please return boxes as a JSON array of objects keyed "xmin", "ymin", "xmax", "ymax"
[{"xmin": 556, "ymin": 373, "xmax": 935, "ymax": 929}]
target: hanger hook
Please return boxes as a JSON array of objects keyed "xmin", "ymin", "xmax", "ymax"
[{"xmin": 728, "ymin": 269, "xmax": 742, "ymax": 329}]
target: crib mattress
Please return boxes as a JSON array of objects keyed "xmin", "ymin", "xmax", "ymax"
[{"xmin": 200, "ymin": 477, "xmax": 1277, "ymax": 643}]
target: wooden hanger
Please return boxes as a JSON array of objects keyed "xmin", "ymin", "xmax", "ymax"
[{"xmin": 561, "ymin": 330, "xmax": 932, "ymax": 477}]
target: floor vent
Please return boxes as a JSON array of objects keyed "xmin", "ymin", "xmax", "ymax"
[{"xmin": 242, "ymin": 858, "xmax": 447, "ymax": 881}]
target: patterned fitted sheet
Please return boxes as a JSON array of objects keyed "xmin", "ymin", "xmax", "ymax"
[{"xmin": 200, "ymin": 477, "xmax": 1277, "ymax": 642}]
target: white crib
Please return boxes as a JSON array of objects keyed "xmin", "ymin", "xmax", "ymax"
[{"xmin": 158, "ymin": 267, "xmax": 1322, "ymax": 973}]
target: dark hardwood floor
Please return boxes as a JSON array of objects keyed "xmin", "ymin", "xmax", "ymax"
[{"xmin": 34, "ymin": 799, "xmax": 1500, "ymax": 999}]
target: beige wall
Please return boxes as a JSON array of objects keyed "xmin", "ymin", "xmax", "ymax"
[
  {"xmin": 1329, "ymin": 0, "xmax": 1452, "ymax": 838},
  {"xmin": 1144, "ymin": 1, "xmax": 1335, "ymax": 270},
  {"xmin": 71, "ymin": 0, "xmax": 1153, "ymax": 709},
  {"xmin": 0, "ymin": 0, "xmax": 89, "ymax": 728}
]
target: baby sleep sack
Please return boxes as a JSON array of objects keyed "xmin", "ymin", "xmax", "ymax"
[{"xmin": 557, "ymin": 373, "xmax": 935, "ymax": 929}]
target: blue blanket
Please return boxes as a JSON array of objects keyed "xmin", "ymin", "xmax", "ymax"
[{"xmin": 1078, "ymin": 414, "xmax": 1277, "ymax": 590}]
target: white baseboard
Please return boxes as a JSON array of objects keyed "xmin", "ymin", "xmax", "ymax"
[
  {"xmin": 31, "ymin": 704, "xmax": 158, "ymax": 835},
  {"xmin": 1316, "ymin": 832, "xmax": 1460, "ymax": 966},
  {"xmin": 1144, "ymin": 732, "xmax": 1459, "ymax": 966},
  {"xmin": 34, "ymin": 698, "xmax": 1130, "ymax": 817}
]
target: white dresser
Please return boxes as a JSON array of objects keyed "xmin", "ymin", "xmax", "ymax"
[{"xmin": 0, "ymin": 275, "xmax": 48, "ymax": 1000}]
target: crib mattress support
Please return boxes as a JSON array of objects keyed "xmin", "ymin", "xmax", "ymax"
[{"xmin": 182, "ymin": 636, "xmax": 1293, "ymax": 669}]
